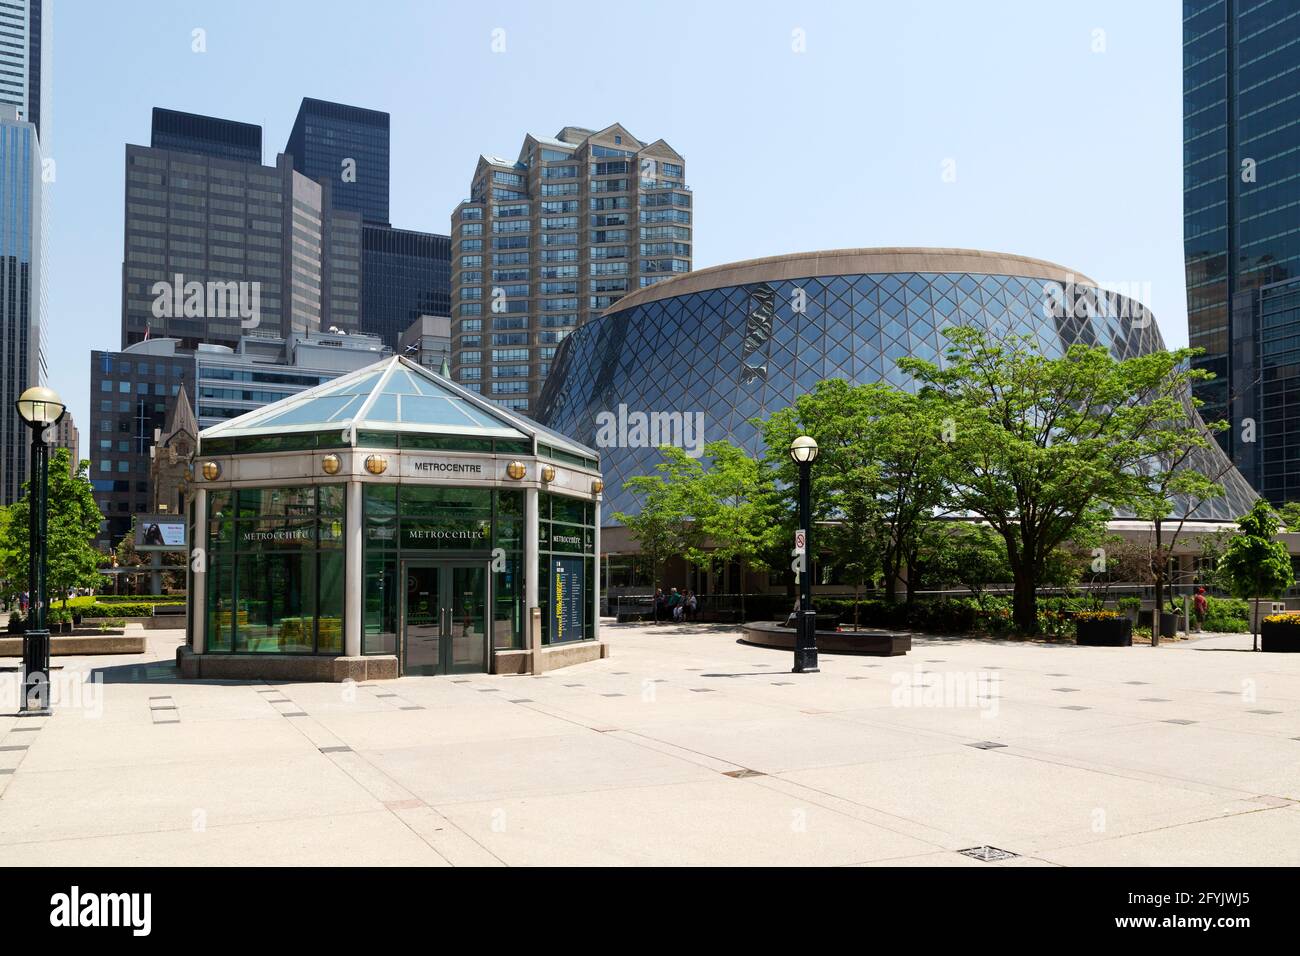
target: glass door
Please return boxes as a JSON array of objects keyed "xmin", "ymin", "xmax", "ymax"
[
  {"xmin": 403, "ymin": 565, "xmax": 442, "ymax": 675},
  {"xmin": 444, "ymin": 564, "xmax": 488, "ymax": 673},
  {"xmin": 402, "ymin": 561, "xmax": 489, "ymax": 675}
]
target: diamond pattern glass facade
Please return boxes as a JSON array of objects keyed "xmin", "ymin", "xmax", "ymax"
[{"xmin": 539, "ymin": 266, "xmax": 1258, "ymax": 522}]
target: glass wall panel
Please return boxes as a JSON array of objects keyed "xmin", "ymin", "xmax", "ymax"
[{"xmin": 363, "ymin": 550, "xmax": 397, "ymax": 655}]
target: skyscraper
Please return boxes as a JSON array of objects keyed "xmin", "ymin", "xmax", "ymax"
[
  {"xmin": 451, "ymin": 124, "xmax": 690, "ymax": 412},
  {"xmin": 1184, "ymin": 0, "xmax": 1300, "ymax": 502},
  {"xmin": 121, "ymin": 108, "xmax": 360, "ymax": 350},
  {"xmin": 285, "ymin": 97, "xmax": 390, "ymax": 225},
  {"xmin": 0, "ymin": 105, "xmax": 45, "ymax": 504},
  {"xmin": 361, "ymin": 224, "xmax": 450, "ymax": 347},
  {"xmin": 285, "ymin": 97, "xmax": 449, "ymax": 351},
  {"xmin": 0, "ymin": 0, "xmax": 50, "ymax": 142}
]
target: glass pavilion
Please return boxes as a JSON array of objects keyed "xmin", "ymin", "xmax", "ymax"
[{"xmin": 181, "ymin": 356, "xmax": 605, "ymax": 681}]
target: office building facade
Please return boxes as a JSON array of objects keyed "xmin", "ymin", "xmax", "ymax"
[
  {"xmin": 0, "ymin": 105, "xmax": 44, "ymax": 505},
  {"xmin": 50, "ymin": 409, "xmax": 78, "ymax": 473},
  {"xmin": 361, "ymin": 225, "xmax": 450, "ymax": 349},
  {"xmin": 286, "ymin": 97, "xmax": 390, "ymax": 225},
  {"xmin": 121, "ymin": 109, "xmax": 360, "ymax": 351},
  {"xmin": 1184, "ymin": 0, "xmax": 1300, "ymax": 502},
  {"xmin": 451, "ymin": 124, "xmax": 690, "ymax": 414},
  {"xmin": 89, "ymin": 340, "xmax": 194, "ymax": 549},
  {"xmin": 150, "ymin": 107, "xmax": 261, "ymax": 163},
  {"xmin": 399, "ymin": 314, "xmax": 451, "ymax": 373},
  {"xmin": 0, "ymin": 0, "xmax": 49, "ymax": 141}
]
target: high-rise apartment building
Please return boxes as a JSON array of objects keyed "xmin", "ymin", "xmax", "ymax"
[
  {"xmin": 0, "ymin": 105, "xmax": 45, "ymax": 504},
  {"xmin": 1184, "ymin": 0, "xmax": 1300, "ymax": 502},
  {"xmin": 122, "ymin": 109, "xmax": 360, "ymax": 350},
  {"xmin": 286, "ymin": 97, "xmax": 390, "ymax": 225},
  {"xmin": 0, "ymin": 0, "xmax": 49, "ymax": 142},
  {"xmin": 451, "ymin": 124, "xmax": 690, "ymax": 412}
]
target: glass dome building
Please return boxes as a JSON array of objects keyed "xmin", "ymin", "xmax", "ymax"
[
  {"xmin": 182, "ymin": 356, "xmax": 605, "ymax": 681},
  {"xmin": 537, "ymin": 248, "xmax": 1257, "ymax": 522}
]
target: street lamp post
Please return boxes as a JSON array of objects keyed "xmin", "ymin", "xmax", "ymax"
[
  {"xmin": 789, "ymin": 435, "xmax": 819, "ymax": 674},
  {"xmin": 14, "ymin": 385, "xmax": 65, "ymax": 716}
]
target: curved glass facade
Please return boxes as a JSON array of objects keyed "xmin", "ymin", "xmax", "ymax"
[{"xmin": 538, "ymin": 266, "xmax": 1258, "ymax": 521}]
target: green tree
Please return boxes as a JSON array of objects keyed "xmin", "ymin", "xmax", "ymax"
[
  {"xmin": 1277, "ymin": 500, "xmax": 1300, "ymax": 532},
  {"xmin": 918, "ymin": 522, "xmax": 1010, "ymax": 607},
  {"xmin": 0, "ymin": 450, "xmax": 105, "ymax": 607},
  {"xmin": 900, "ymin": 327, "xmax": 1210, "ymax": 634},
  {"xmin": 761, "ymin": 379, "xmax": 949, "ymax": 605},
  {"xmin": 1128, "ymin": 358, "xmax": 1228, "ymax": 621},
  {"xmin": 613, "ymin": 446, "xmax": 703, "ymax": 593},
  {"xmin": 683, "ymin": 441, "xmax": 781, "ymax": 622},
  {"xmin": 1219, "ymin": 499, "xmax": 1295, "ymax": 651}
]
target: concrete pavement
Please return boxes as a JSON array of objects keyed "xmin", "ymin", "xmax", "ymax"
[{"xmin": 0, "ymin": 622, "xmax": 1297, "ymax": 866}]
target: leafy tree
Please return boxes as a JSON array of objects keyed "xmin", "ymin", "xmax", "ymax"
[
  {"xmin": 1277, "ymin": 501, "xmax": 1300, "ymax": 533},
  {"xmin": 0, "ymin": 450, "xmax": 105, "ymax": 608},
  {"xmin": 761, "ymin": 379, "xmax": 949, "ymax": 605},
  {"xmin": 683, "ymin": 441, "xmax": 781, "ymax": 621},
  {"xmin": 918, "ymin": 522, "xmax": 1010, "ymax": 607},
  {"xmin": 1128, "ymin": 358, "xmax": 1228, "ymax": 619},
  {"xmin": 1219, "ymin": 499, "xmax": 1295, "ymax": 651},
  {"xmin": 900, "ymin": 327, "xmax": 1211, "ymax": 634},
  {"xmin": 613, "ymin": 446, "xmax": 703, "ymax": 592}
]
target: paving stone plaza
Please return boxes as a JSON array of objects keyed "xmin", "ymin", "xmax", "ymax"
[{"xmin": 2, "ymin": 622, "xmax": 1297, "ymax": 866}]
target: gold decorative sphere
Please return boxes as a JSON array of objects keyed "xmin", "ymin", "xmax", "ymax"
[
  {"xmin": 541, "ymin": 464, "xmax": 557, "ymax": 482},
  {"xmin": 201, "ymin": 461, "xmax": 222, "ymax": 481},
  {"xmin": 506, "ymin": 460, "xmax": 526, "ymax": 480},
  {"xmin": 364, "ymin": 454, "xmax": 388, "ymax": 475},
  {"xmin": 592, "ymin": 479, "xmax": 604, "ymax": 494},
  {"xmin": 321, "ymin": 453, "xmax": 342, "ymax": 475}
]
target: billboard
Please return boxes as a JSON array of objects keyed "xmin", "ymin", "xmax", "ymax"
[{"xmin": 133, "ymin": 514, "xmax": 187, "ymax": 551}]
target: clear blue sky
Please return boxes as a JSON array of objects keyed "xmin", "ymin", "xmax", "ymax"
[{"xmin": 47, "ymin": 0, "xmax": 1186, "ymax": 458}]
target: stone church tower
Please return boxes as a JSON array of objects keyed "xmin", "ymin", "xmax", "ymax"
[{"xmin": 149, "ymin": 386, "xmax": 198, "ymax": 517}]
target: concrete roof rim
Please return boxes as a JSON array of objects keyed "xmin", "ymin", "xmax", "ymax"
[{"xmin": 606, "ymin": 247, "xmax": 1103, "ymax": 314}]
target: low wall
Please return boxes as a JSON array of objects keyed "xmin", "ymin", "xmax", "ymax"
[
  {"xmin": 176, "ymin": 646, "xmax": 399, "ymax": 682},
  {"xmin": 741, "ymin": 622, "xmax": 910, "ymax": 656},
  {"xmin": 0, "ymin": 634, "xmax": 146, "ymax": 656},
  {"xmin": 494, "ymin": 640, "xmax": 608, "ymax": 675}
]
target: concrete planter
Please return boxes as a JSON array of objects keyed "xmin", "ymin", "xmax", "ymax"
[
  {"xmin": 1260, "ymin": 621, "xmax": 1300, "ymax": 653},
  {"xmin": 741, "ymin": 621, "xmax": 910, "ymax": 656},
  {"xmin": 1076, "ymin": 617, "xmax": 1132, "ymax": 647},
  {"xmin": 0, "ymin": 634, "xmax": 145, "ymax": 656}
]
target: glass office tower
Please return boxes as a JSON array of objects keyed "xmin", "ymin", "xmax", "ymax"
[
  {"xmin": 0, "ymin": 106, "xmax": 44, "ymax": 505},
  {"xmin": 285, "ymin": 97, "xmax": 390, "ymax": 226},
  {"xmin": 1184, "ymin": 0, "xmax": 1300, "ymax": 502},
  {"xmin": 0, "ymin": 0, "xmax": 49, "ymax": 142},
  {"xmin": 150, "ymin": 108, "xmax": 261, "ymax": 163},
  {"xmin": 361, "ymin": 225, "xmax": 451, "ymax": 349}
]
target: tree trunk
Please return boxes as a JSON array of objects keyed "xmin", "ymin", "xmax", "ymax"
[
  {"xmin": 1012, "ymin": 565, "xmax": 1038, "ymax": 635},
  {"xmin": 853, "ymin": 582, "xmax": 861, "ymax": 631},
  {"xmin": 1254, "ymin": 595, "xmax": 1260, "ymax": 652}
]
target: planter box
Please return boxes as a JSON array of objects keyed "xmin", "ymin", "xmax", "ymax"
[
  {"xmin": 1076, "ymin": 617, "xmax": 1133, "ymax": 647},
  {"xmin": 1260, "ymin": 621, "xmax": 1300, "ymax": 653}
]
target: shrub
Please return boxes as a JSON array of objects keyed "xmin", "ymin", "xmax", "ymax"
[
  {"xmin": 1202, "ymin": 596, "xmax": 1249, "ymax": 633},
  {"xmin": 1116, "ymin": 597, "xmax": 1142, "ymax": 613},
  {"xmin": 79, "ymin": 602, "xmax": 156, "ymax": 618}
]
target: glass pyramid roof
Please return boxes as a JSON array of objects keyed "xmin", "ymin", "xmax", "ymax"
[{"xmin": 200, "ymin": 356, "xmax": 594, "ymax": 456}]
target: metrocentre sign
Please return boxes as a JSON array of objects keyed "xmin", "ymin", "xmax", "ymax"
[{"xmin": 398, "ymin": 456, "xmax": 495, "ymax": 479}]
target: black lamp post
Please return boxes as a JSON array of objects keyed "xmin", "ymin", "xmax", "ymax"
[
  {"xmin": 14, "ymin": 385, "xmax": 65, "ymax": 716},
  {"xmin": 789, "ymin": 435, "xmax": 819, "ymax": 674}
]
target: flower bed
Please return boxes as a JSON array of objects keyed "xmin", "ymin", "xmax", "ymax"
[
  {"xmin": 1075, "ymin": 610, "xmax": 1132, "ymax": 647},
  {"xmin": 1260, "ymin": 612, "xmax": 1300, "ymax": 653}
]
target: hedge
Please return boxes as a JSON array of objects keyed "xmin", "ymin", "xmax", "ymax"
[
  {"xmin": 1201, "ymin": 596, "xmax": 1249, "ymax": 633},
  {"xmin": 78, "ymin": 602, "xmax": 158, "ymax": 618}
]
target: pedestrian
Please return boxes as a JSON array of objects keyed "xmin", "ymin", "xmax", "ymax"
[
  {"xmin": 685, "ymin": 590, "xmax": 698, "ymax": 622},
  {"xmin": 1193, "ymin": 587, "xmax": 1208, "ymax": 632},
  {"xmin": 669, "ymin": 587, "xmax": 684, "ymax": 622},
  {"xmin": 653, "ymin": 588, "xmax": 665, "ymax": 623}
]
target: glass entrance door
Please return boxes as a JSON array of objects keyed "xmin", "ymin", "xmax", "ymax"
[
  {"xmin": 404, "ymin": 565, "xmax": 442, "ymax": 675},
  {"xmin": 402, "ymin": 561, "xmax": 489, "ymax": 675}
]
